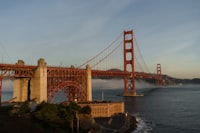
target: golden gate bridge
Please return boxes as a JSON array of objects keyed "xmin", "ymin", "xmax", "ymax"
[{"xmin": 0, "ymin": 30, "xmax": 163, "ymax": 105}]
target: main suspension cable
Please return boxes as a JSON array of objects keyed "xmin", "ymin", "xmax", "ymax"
[{"xmin": 78, "ymin": 32, "xmax": 123, "ymax": 68}]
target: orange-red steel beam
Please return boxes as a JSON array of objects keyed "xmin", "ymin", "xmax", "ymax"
[
  {"xmin": 0, "ymin": 63, "xmax": 36, "ymax": 78},
  {"xmin": 92, "ymin": 70, "xmax": 130, "ymax": 77},
  {"xmin": 47, "ymin": 66, "xmax": 88, "ymax": 102}
]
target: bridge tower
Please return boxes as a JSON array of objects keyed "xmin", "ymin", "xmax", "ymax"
[
  {"xmin": 123, "ymin": 30, "xmax": 136, "ymax": 96},
  {"xmin": 157, "ymin": 64, "xmax": 163, "ymax": 85}
]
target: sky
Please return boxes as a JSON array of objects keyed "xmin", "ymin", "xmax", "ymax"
[{"xmin": 0, "ymin": 0, "xmax": 199, "ymax": 79}]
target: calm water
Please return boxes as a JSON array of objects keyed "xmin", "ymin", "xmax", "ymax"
[
  {"xmin": 2, "ymin": 85, "xmax": 200, "ymax": 133},
  {"xmin": 125, "ymin": 85, "xmax": 200, "ymax": 133},
  {"xmin": 2, "ymin": 91, "xmax": 13, "ymax": 102}
]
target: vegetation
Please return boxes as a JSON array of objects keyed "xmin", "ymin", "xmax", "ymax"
[
  {"xmin": 80, "ymin": 105, "xmax": 91, "ymax": 114},
  {"xmin": 9, "ymin": 101, "xmax": 96, "ymax": 133},
  {"xmin": 33, "ymin": 102, "xmax": 60, "ymax": 122},
  {"xmin": 18, "ymin": 101, "xmax": 31, "ymax": 114},
  {"xmin": 1, "ymin": 102, "xmax": 137, "ymax": 133}
]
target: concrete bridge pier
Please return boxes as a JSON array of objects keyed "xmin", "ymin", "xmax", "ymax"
[
  {"xmin": 13, "ymin": 78, "xmax": 30, "ymax": 102},
  {"xmin": 86, "ymin": 64, "xmax": 92, "ymax": 101},
  {"xmin": 13, "ymin": 60, "xmax": 29, "ymax": 102},
  {"xmin": 13, "ymin": 58, "xmax": 47, "ymax": 103},
  {"xmin": 31, "ymin": 58, "xmax": 47, "ymax": 103}
]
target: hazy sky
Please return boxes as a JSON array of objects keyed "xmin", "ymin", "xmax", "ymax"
[{"xmin": 0, "ymin": 0, "xmax": 199, "ymax": 79}]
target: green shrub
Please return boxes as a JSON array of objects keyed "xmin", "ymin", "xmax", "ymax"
[
  {"xmin": 33, "ymin": 103, "xmax": 60, "ymax": 122},
  {"xmin": 81, "ymin": 105, "xmax": 91, "ymax": 114},
  {"xmin": 19, "ymin": 101, "xmax": 30, "ymax": 114}
]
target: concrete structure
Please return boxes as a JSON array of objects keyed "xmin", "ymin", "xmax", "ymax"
[
  {"xmin": 86, "ymin": 65, "xmax": 92, "ymax": 101},
  {"xmin": 13, "ymin": 60, "xmax": 29, "ymax": 102},
  {"xmin": 31, "ymin": 59, "xmax": 47, "ymax": 103},
  {"xmin": 13, "ymin": 78, "xmax": 29, "ymax": 102},
  {"xmin": 79, "ymin": 101, "xmax": 124, "ymax": 118},
  {"xmin": 13, "ymin": 59, "xmax": 47, "ymax": 103}
]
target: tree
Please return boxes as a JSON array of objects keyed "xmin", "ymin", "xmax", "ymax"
[
  {"xmin": 19, "ymin": 101, "xmax": 30, "ymax": 114},
  {"xmin": 68, "ymin": 102, "xmax": 81, "ymax": 113},
  {"xmin": 33, "ymin": 103, "xmax": 60, "ymax": 122},
  {"xmin": 81, "ymin": 105, "xmax": 91, "ymax": 114}
]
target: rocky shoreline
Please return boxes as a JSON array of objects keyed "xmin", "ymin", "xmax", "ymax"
[{"xmin": 95, "ymin": 113, "xmax": 137, "ymax": 133}]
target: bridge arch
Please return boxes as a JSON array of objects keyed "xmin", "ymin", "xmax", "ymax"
[{"xmin": 48, "ymin": 80, "xmax": 86, "ymax": 103}]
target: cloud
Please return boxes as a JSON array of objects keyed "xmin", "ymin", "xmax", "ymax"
[
  {"xmin": 92, "ymin": 79, "xmax": 123, "ymax": 90},
  {"xmin": 92, "ymin": 79, "xmax": 156, "ymax": 90}
]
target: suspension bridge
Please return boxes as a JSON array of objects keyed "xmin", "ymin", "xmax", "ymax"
[{"xmin": 0, "ymin": 30, "xmax": 163, "ymax": 104}]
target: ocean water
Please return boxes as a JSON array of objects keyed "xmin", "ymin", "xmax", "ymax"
[
  {"xmin": 2, "ymin": 90, "xmax": 13, "ymax": 102},
  {"xmin": 125, "ymin": 85, "xmax": 200, "ymax": 133},
  {"xmin": 2, "ymin": 85, "xmax": 200, "ymax": 133}
]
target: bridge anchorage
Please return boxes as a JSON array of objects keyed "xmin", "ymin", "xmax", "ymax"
[
  {"xmin": 0, "ymin": 30, "xmax": 163, "ymax": 105},
  {"xmin": 0, "ymin": 59, "xmax": 93, "ymax": 104}
]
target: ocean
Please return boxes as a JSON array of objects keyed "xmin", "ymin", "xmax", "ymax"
[
  {"xmin": 125, "ymin": 85, "xmax": 200, "ymax": 133},
  {"xmin": 2, "ymin": 85, "xmax": 200, "ymax": 133}
]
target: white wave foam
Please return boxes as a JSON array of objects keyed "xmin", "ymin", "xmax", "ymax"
[{"xmin": 132, "ymin": 115, "xmax": 153, "ymax": 133}]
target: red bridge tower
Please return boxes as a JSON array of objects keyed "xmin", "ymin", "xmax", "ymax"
[
  {"xmin": 157, "ymin": 64, "xmax": 163, "ymax": 85},
  {"xmin": 123, "ymin": 30, "xmax": 136, "ymax": 96}
]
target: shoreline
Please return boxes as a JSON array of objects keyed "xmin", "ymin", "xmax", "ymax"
[
  {"xmin": 95, "ymin": 113, "xmax": 137, "ymax": 133},
  {"xmin": 0, "ymin": 104, "xmax": 137, "ymax": 133},
  {"xmin": 0, "ymin": 105, "xmax": 137, "ymax": 133}
]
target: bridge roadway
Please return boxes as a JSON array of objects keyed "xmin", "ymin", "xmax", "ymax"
[
  {"xmin": 0, "ymin": 63, "xmax": 159, "ymax": 79},
  {"xmin": 92, "ymin": 69, "xmax": 159, "ymax": 79},
  {"xmin": 0, "ymin": 60, "xmax": 160, "ymax": 104}
]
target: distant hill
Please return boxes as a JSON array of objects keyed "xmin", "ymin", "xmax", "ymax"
[
  {"xmin": 96, "ymin": 69, "xmax": 200, "ymax": 85},
  {"xmin": 162, "ymin": 75, "xmax": 200, "ymax": 85}
]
